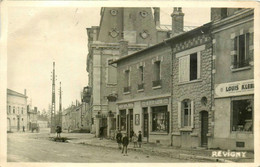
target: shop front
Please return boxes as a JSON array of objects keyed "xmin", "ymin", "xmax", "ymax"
[{"xmin": 213, "ymin": 79, "xmax": 254, "ymax": 150}]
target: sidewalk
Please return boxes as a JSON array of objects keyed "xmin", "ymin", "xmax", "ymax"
[{"xmin": 66, "ymin": 133, "xmax": 254, "ymax": 163}]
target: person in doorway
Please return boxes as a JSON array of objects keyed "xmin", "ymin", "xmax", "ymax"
[
  {"xmin": 116, "ymin": 130, "xmax": 122, "ymax": 149},
  {"xmin": 122, "ymin": 133, "xmax": 129, "ymax": 156},
  {"xmin": 132, "ymin": 133, "xmax": 138, "ymax": 148},
  {"xmin": 138, "ymin": 131, "xmax": 142, "ymax": 148}
]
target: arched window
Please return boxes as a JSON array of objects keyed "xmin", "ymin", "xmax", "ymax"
[{"xmin": 178, "ymin": 99, "xmax": 194, "ymax": 128}]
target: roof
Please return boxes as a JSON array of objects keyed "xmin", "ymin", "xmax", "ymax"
[
  {"xmin": 156, "ymin": 24, "xmax": 197, "ymax": 32},
  {"xmin": 7, "ymin": 89, "xmax": 27, "ymax": 98},
  {"xmin": 111, "ymin": 22, "xmax": 211, "ymax": 64}
]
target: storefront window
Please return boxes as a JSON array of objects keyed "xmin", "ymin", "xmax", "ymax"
[
  {"xmin": 232, "ymin": 99, "xmax": 253, "ymax": 132},
  {"xmin": 152, "ymin": 106, "xmax": 168, "ymax": 132},
  {"xmin": 120, "ymin": 110, "xmax": 126, "ymax": 131}
]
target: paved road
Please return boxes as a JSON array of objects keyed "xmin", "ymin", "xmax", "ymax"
[{"xmin": 7, "ymin": 130, "xmax": 188, "ymax": 162}]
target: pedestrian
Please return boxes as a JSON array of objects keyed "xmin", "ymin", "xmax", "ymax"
[
  {"xmin": 130, "ymin": 130, "xmax": 134, "ymax": 142},
  {"xmin": 138, "ymin": 131, "xmax": 142, "ymax": 148},
  {"xmin": 132, "ymin": 133, "xmax": 138, "ymax": 148},
  {"xmin": 22, "ymin": 126, "xmax": 25, "ymax": 132},
  {"xmin": 56, "ymin": 125, "xmax": 62, "ymax": 138},
  {"xmin": 122, "ymin": 133, "xmax": 129, "ymax": 156},
  {"xmin": 116, "ymin": 130, "xmax": 122, "ymax": 149}
]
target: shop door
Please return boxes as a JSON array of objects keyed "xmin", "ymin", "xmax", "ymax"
[
  {"xmin": 143, "ymin": 108, "xmax": 148, "ymax": 138},
  {"xmin": 201, "ymin": 111, "xmax": 208, "ymax": 147}
]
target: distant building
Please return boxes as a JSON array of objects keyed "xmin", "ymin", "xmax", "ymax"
[
  {"xmin": 7, "ymin": 89, "xmax": 28, "ymax": 132},
  {"xmin": 27, "ymin": 106, "xmax": 38, "ymax": 130},
  {"xmin": 211, "ymin": 8, "xmax": 254, "ymax": 150}
]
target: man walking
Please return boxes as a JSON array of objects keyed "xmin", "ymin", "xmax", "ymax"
[
  {"xmin": 122, "ymin": 133, "xmax": 129, "ymax": 156},
  {"xmin": 138, "ymin": 131, "xmax": 142, "ymax": 148}
]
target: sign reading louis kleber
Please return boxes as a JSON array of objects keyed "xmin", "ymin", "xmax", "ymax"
[{"xmin": 215, "ymin": 79, "xmax": 254, "ymax": 98}]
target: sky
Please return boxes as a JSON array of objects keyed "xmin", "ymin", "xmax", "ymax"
[{"xmin": 7, "ymin": 7, "xmax": 210, "ymax": 112}]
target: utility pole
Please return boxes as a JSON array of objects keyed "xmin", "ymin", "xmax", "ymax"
[
  {"xmin": 59, "ymin": 82, "xmax": 62, "ymax": 128},
  {"xmin": 50, "ymin": 62, "xmax": 57, "ymax": 133}
]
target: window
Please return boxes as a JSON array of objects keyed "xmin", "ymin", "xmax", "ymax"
[
  {"xmin": 232, "ymin": 99, "xmax": 253, "ymax": 132},
  {"xmin": 107, "ymin": 59, "xmax": 117, "ymax": 84},
  {"xmin": 178, "ymin": 99, "xmax": 194, "ymax": 128},
  {"xmin": 152, "ymin": 106, "xmax": 169, "ymax": 132},
  {"xmin": 233, "ymin": 33, "xmax": 250, "ymax": 68},
  {"xmin": 21, "ymin": 108, "xmax": 24, "ymax": 114},
  {"xmin": 179, "ymin": 52, "xmax": 200, "ymax": 82},
  {"xmin": 18, "ymin": 107, "xmax": 20, "ymax": 115},
  {"xmin": 8, "ymin": 106, "xmax": 11, "ymax": 114},
  {"xmin": 119, "ymin": 110, "xmax": 126, "ymax": 131},
  {"xmin": 124, "ymin": 70, "xmax": 131, "ymax": 92},
  {"xmin": 153, "ymin": 61, "xmax": 161, "ymax": 87},
  {"xmin": 13, "ymin": 107, "xmax": 15, "ymax": 114},
  {"xmin": 138, "ymin": 66, "xmax": 144, "ymax": 90}
]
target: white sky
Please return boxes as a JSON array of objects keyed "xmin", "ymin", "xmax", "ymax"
[{"xmin": 7, "ymin": 7, "xmax": 210, "ymax": 112}]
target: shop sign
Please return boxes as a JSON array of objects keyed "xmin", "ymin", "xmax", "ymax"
[
  {"xmin": 215, "ymin": 79, "xmax": 254, "ymax": 98},
  {"xmin": 118, "ymin": 103, "xmax": 134, "ymax": 109},
  {"xmin": 141, "ymin": 98, "xmax": 169, "ymax": 107}
]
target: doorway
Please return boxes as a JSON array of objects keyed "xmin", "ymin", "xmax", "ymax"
[{"xmin": 201, "ymin": 111, "xmax": 208, "ymax": 147}]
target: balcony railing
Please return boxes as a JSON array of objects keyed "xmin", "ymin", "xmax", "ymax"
[
  {"xmin": 152, "ymin": 80, "xmax": 162, "ymax": 87},
  {"xmin": 138, "ymin": 83, "xmax": 144, "ymax": 90},
  {"xmin": 123, "ymin": 86, "xmax": 131, "ymax": 93},
  {"xmin": 233, "ymin": 58, "xmax": 250, "ymax": 69}
]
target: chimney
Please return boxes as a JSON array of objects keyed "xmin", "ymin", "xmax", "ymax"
[
  {"xmin": 171, "ymin": 7, "xmax": 184, "ymax": 36},
  {"xmin": 24, "ymin": 89, "xmax": 27, "ymax": 96},
  {"xmin": 153, "ymin": 7, "xmax": 160, "ymax": 26},
  {"xmin": 119, "ymin": 40, "xmax": 128, "ymax": 57}
]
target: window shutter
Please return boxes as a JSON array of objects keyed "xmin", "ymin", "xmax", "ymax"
[
  {"xmin": 230, "ymin": 37, "xmax": 237, "ymax": 68},
  {"xmin": 178, "ymin": 102, "xmax": 181, "ymax": 128},
  {"xmin": 179, "ymin": 57, "xmax": 184, "ymax": 82},
  {"xmin": 184, "ymin": 55, "xmax": 190, "ymax": 82},
  {"xmin": 197, "ymin": 52, "xmax": 201, "ymax": 79},
  {"xmin": 191, "ymin": 100, "xmax": 194, "ymax": 128}
]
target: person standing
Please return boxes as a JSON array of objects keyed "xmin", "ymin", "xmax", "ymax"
[
  {"xmin": 116, "ymin": 130, "xmax": 122, "ymax": 149},
  {"xmin": 132, "ymin": 133, "xmax": 138, "ymax": 148},
  {"xmin": 138, "ymin": 131, "xmax": 142, "ymax": 148},
  {"xmin": 122, "ymin": 133, "xmax": 129, "ymax": 156}
]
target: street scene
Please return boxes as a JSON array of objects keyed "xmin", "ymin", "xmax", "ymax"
[{"xmin": 7, "ymin": 6, "xmax": 255, "ymax": 163}]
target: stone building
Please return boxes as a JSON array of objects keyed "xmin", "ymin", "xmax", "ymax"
[
  {"xmin": 86, "ymin": 7, "xmax": 179, "ymax": 137},
  {"xmin": 27, "ymin": 106, "xmax": 38, "ymax": 130},
  {"xmin": 170, "ymin": 24, "xmax": 213, "ymax": 148},
  {"xmin": 211, "ymin": 8, "xmax": 254, "ymax": 150},
  {"xmin": 7, "ymin": 89, "xmax": 28, "ymax": 132}
]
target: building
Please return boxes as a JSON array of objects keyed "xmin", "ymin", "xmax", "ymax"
[
  {"xmin": 62, "ymin": 101, "xmax": 92, "ymax": 132},
  {"xmin": 86, "ymin": 7, "xmax": 180, "ymax": 137},
  {"xmin": 111, "ymin": 8, "xmax": 204, "ymax": 144},
  {"xmin": 7, "ymin": 89, "xmax": 28, "ymax": 132},
  {"xmin": 170, "ymin": 24, "xmax": 212, "ymax": 148},
  {"xmin": 27, "ymin": 106, "xmax": 38, "ymax": 130},
  {"xmin": 211, "ymin": 8, "xmax": 254, "ymax": 150}
]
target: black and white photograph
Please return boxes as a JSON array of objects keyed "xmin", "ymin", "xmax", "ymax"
[{"xmin": 0, "ymin": 1, "xmax": 259, "ymax": 166}]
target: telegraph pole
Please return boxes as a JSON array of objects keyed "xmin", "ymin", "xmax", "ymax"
[
  {"xmin": 58, "ymin": 82, "xmax": 62, "ymax": 127},
  {"xmin": 50, "ymin": 62, "xmax": 56, "ymax": 133}
]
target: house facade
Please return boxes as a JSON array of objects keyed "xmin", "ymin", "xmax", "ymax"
[
  {"xmin": 86, "ymin": 7, "xmax": 174, "ymax": 137},
  {"xmin": 7, "ymin": 89, "xmax": 28, "ymax": 132},
  {"xmin": 211, "ymin": 8, "xmax": 254, "ymax": 150}
]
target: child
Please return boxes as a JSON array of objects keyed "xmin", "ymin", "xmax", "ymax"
[
  {"xmin": 138, "ymin": 131, "xmax": 142, "ymax": 148},
  {"xmin": 122, "ymin": 133, "xmax": 129, "ymax": 156},
  {"xmin": 116, "ymin": 130, "xmax": 122, "ymax": 149},
  {"xmin": 132, "ymin": 133, "xmax": 138, "ymax": 148}
]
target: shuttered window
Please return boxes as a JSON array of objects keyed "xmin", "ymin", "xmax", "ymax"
[{"xmin": 179, "ymin": 52, "xmax": 200, "ymax": 82}]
